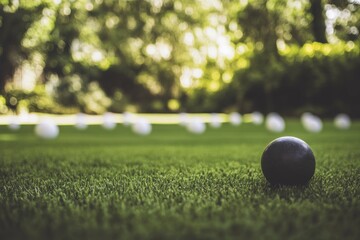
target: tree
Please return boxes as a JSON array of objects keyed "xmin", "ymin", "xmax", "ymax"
[
  {"xmin": 310, "ymin": 0, "xmax": 327, "ymax": 43},
  {"xmin": 0, "ymin": 3, "xmax": 46, "ymax": 92}
]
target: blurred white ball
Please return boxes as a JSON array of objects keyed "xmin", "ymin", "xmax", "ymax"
[
  {"xmin": 209, "ymin": 113, "xmax": 222, "ymax": 128},
  {"xmin": 334, "ymin": 114, "xmax": 351, "ymax": 129},
  {"xmin": 102, "ymin": 112, "xmax": 116, "ymax": 130},
  {"xmin": 122, "ymin": 112, "xmax": 134, "ymax": 126},
  {"xmin": 229, "ymin": 112, "xmax": 242, "ymax": 126},
  {"xmin": 251, "ymin": 111, "xmax": 264, "ymax": 125},
  {"xmin": 301, "ymin": 112, "xmax": 313, "ymax": 126},
  {"xmin": 186, "ymin": 117, "xmax": 206, "ymax": 134},
  {"xmin": 75, "ymin": 113, "xmax": 87, "ymax": 130},
  {"xmin": 132, "ymin": 118, "xmax": 152, "ymax": 135},
  {"xmin": 179, "ymin": 112, "xmax": 189, "ymax": 127},
  {"xmin": 35, "ymin": 120, "xmax": 59, "ymax": 139},
  {"xmin": 8, "ymin": 116, "xmax": 20, "ymax": 130},
  {"xmin": 265, "ymin": 113, "xmax": 285, "ymax": 132},
  {"xmin": 302, "ymin": 113, "xmax": 323, "ymax": 133}
]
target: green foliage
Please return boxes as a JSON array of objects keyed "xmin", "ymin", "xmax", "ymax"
[
  {"xmin": 0, "ymin": 0, "xmax": 360, "ymax": 114},
  {"xmin": 53, "ymin": 74, "xmax": 112, "ymax": 114},
  {"xmin": 0, "ymin": 122, "xmax": 360, "ymax": 239},
  {"xmin": 228, "ymin": 42, "xmax": 360, "ymax": 116},
  {"xmin": 0, "ymin": 2, "xmax": 47, "ymax": 90},
  {"xmin": 278, "ymin": 42, "xmax": 360, "ymax": 116},
  {"xmin": 2, "ymin": 86, "xmax": 77, "ymax": 114}
]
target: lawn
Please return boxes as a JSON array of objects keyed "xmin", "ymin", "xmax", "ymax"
[{"xmin": 0, "ymin": 120, "xmax": 359, "ymax": 240}]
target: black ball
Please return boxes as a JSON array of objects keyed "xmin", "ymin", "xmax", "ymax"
[{"xmin": 261, "ymin": 136, "xmax": 315, "ymax": 185}]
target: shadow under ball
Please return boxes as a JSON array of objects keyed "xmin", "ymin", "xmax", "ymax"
[{"xmin": 261, "ymin": 136, "xmax": 316, "ymax": 185}]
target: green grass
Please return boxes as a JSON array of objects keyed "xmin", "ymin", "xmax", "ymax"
[{"xmin": 0, "ymin": 121, "xmax": 359, "ymax": 240}]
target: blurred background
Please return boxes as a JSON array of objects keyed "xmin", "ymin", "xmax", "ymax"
[{"xmin": 0, "ymin": 0, "xmax": 359, "ymax": 117}]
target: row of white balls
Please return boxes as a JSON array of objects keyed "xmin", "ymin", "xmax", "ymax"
[
  {"xmin": 182, "ymin": 112, "xmax": 281, "ymax": 134},
  {"xmin": 8, "ymin": 112, "xmax": 152, "ymax": 139},
  {"xmin": 76, "ymin": 112, "xmax": 152, "ymax": 136},
  {"xmin": 7, "ymin": 112, "xmax": 352, "ymax": 139},
  {"xmin": 301, "ymin": 112, "xmax": 351, "ymax": 133},
  {"xmin": 37, "ymin": 114, "xmax": 152, "ymax": 139},
  {"xmin": 182, "ymin": 112, "xmax": 351, "ymax": 134}
]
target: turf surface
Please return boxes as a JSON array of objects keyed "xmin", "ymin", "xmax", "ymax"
[{"xmin": 0, "ymin": 121, "xmax": 359, "ymax": 240}]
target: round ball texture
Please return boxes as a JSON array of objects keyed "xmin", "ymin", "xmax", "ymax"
[
  {"xmin": 75, "ymin": 113, "xmax": 87, "ymax": 130},
  {"xmin": 186, "ymin": 118, "xmax": 206, "ymax": 134},
  {"xmin": 229, "ymin": 112, "xmax": 242, "ymax": 126},
  {"xmin": 334, "ymin": 114, "xmax": 351, "ymax": 129},
  {"xmin": 261, "ymin": 136, "xmax": 315, "ymax": 185},
  {"xmin": 132, "ymin": 118, "xmax": 152, "ymax": 135},
  {"xmin": 301, "ymin": 114, "xmax": 322, "ymax": 133},
  {"xmin": 102, "ymin": 112, "xmax": 116, "ymax": 130},
  {"xmin": 265, "ymin": 113, "xmax": 285, "ymax": 132},
  {"xmin": 251, "ymin": 111, "xmax": 264, "ymax": 125},
  {"xmin": 209, "ymin": 113, "xmax": 222, "ymax": 128},
  {"xmin": 35, "ymin": 120, "xmax": 59, "ymax": 139}
]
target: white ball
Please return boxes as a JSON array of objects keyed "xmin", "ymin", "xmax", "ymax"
[
  {"xmin": 334, "ymin": 114, "xmax": 351, "ymax": 129},
  {"xmin": 75, "ymin": 113, "xmax": 87, "ymax": 130},
  {"xmin": 229, "ymin": 112, "xmax": 242, "ymax": 126},
  {"xmin": 132, "ymin": 118, "xmax": 152, "ymax": 135},
  {"xmin": 179, "ymin": 112, "xmax": 189, "ymax": 127},
  {"xmin": 265, "ymin": 113, "xmax": 285, "ymax": 132},
  {"xmin": 301, "ymin": 112, "xmax": 313, "ymax": 126},
  {"xmin": 209, "ymin": 113, "xmax": 222, "ymax": 128},
  {"xmin": 8, "ymin": 116, "xmax": 20, "ymax": 130},
  {"xmin": 35, "ymin": 120, "xmax": 59, "ymax": 139},
  {"xmin": 251, "ymin": 111, "xmax": 264, "ymax": 125},
  {"xmin": 122, "ymin": 112, "xmax": 134, "ymax": 126},
  {"xmin": 302, "ymin": 114, "xmax": 322, "ymax": 133},
  {"xmin": 102, "ymin": 112, "xmax": 116, "ymax": 130},
  {"xmin": 186, "ymin": 118, "xmax": 206, "ymax": 134}
]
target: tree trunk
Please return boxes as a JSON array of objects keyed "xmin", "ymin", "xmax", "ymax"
[{"xmin": 310, "ymin": 0, "xmax": 327, "ymax": 43}]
